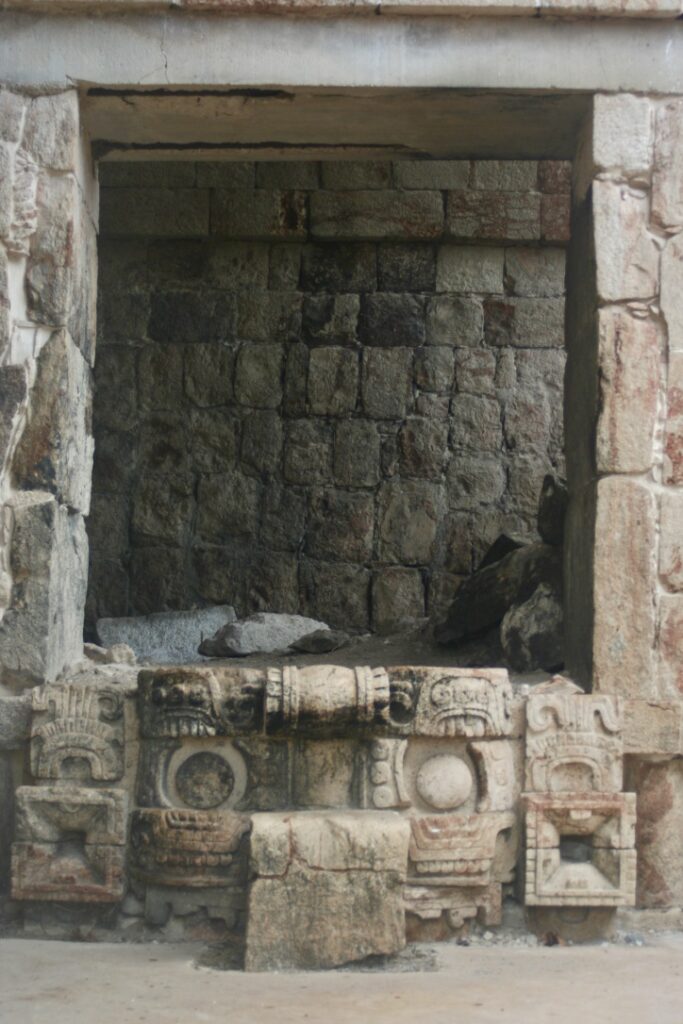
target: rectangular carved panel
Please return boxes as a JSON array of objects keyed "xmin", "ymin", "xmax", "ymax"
[{"xmin": 30, "ymin": 683, "xmax": 125, "ymax": 782}]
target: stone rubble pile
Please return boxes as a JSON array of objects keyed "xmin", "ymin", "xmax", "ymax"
[{"xmin": 435, "ymin": 474, "xmax": 566, "ymax": 672}]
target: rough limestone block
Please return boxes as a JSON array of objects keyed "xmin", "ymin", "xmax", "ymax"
[
  {"xmin": 13, "ymin": 330, "xmax": 93, "ymax": 513},
  {"xmin": 0, "ymin": 244, "xmax": 8, "ymax": 357},
  {"xmin": 101, "ymin": 188, "xmax": 209, "ymax": 237},
  {"xmin": 0, "ymin": 88, "xmax": 24, "ymax": 143},
  {"xmin": 592, "ymin": 94, "xmax": 653, "ymax": 179},
  {"xmin": 378, "ymin": 480, "xmax": 444, "ymax": 564},
  {"xmin": 657, "ymin": 594, "xmax": 683, "ymax": 699},
  {"xmin": 97, "ymin": 606, "xmax": 236, "ymax": 664},
  {"xmin": 622, "ymin": 700, "xmax": 682, "ymax": 756},
  {"xmin": 0, "ymin": 492, "xmax": 88, "ymax": 688},
  {"xmin": 593, "ymin": 477, "xmax": 657, "ymax": 697},
  {"xmin": 630, "ymin": 760, "xmax": 683, "ymax": 908},
  {"xmin": 394, "ymin": 160, "xmax": 469, "ymax": 190},
  {"xmin": 471, "ymin": 161, "xmax": 538, "ymax": 191},
  {"xmin": 310, "ymin": 190, "xmax": 444, "ymax": 240},
  {"xmin": 596, "ymin": 308, "xmax": 661, "ymax": 474},
  {"xmin": 245, "ymin": 811, "xmax": 409, "ymax": 970},
  {"xmin": 484, "ymin": 296, "xmax": 565, "ymax": 348},
  {"xmin": 234, "ymin": 343, "xmax": 284, "ymax": 410},
  {"xmin": 664, "ymin": 352, "xmax": 683, "ymax": 486},
  {"xmin": 320, "ymin": 162, "xmax": 391, "ymax": 190},
  {"xmin": 255, "ymin": 162, "xmax": 319, "ymax": 190},
  {"xmin": 659, "ymin": 491, "xmax": 683, "ymax": 593},
  {"xmin": 660, "ymin": 234, "xmax": 683, "ymax": 353},
  {"xmin": 307, "ymin": 347, "xmax": 359, "ymax": 415},
  {"xmin": 398, "ymin": 416, "xmax": 449, "ymax": 478},
  {"xmin": 447, "ymin": 190, "xmax": 540, "ymax": 241},
  {"xmin": 504, "ymin": 248, "xmax": 566, "ymax": 298},
  {"xmin": 307, "ymin": 490, "xmax": 374, "ymax": 563},
  {"xmin": 0, "ymin": 363, "xmax": 28, "ymax": 473},
  {"xmin": 26, "ymin": 172, "xmax": 80, "ymax": 326},
  {"xmin": 593, "ymin": 180, "xmax": 659, "ymax": 301},
  {"xmin": 300, "ymin": 561, "xmax": 370, "ymax": 632},
  {"xmin": 652, "ymin": 98, "xmax": 683, "ymax": 230},
  {"xmin": 358, "ymin": 293, "xmax": 425, "ymax": 347},
  {"xmin": 436, "ymin": 246, "xmax": 504, "ymax": 293},
  {"xmin": 0, "ymin": 143, "xmax": 12, "ymax": 242},
  {"xmin": 372, "ymin": 567, "xmax": 425, "ymax": 632},
  {"xmin": 0, "ymin": 692, "xmax": 32, "ymax": 749},
  {"xmin": 361, "ymin": 347, "xmax": 413, "ymax": 419},
  {"xmin": 426, "ymin": 295, "xmax": 484, "ymax": 346},
  {"xmin": 334, "ymin": 420, "xmax": 380, "ymax": 487},
  {"xmin": 212, "ymin": 189, "xmax": 307, "ymax": 239},
  {"xmin": 23, "ymin": 91, "xmax": 79, "ymax": 172},
  {"xmin": 541, "ymin": 192, "xmax": 571, "ymax": 243}
]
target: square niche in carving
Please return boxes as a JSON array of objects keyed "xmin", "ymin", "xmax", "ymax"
[
  {"xmin": 11, "ymin": 785, "xmax": 127, "ymax": 903},
  {"xmin": 524, "ymin": 793, "xmax": 636, "ymax": 907}
]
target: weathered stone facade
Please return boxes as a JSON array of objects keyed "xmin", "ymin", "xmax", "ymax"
[
  {"xmin": 89, "ymin": 160, "xmax": 567, "ymax": 633},
  {"xmin": 0, "ymin": 13, "xmax": 683, "ymax": 965}
]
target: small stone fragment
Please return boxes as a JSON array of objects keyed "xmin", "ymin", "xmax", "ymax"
[{"xmin": 290, "ymin": 629, "xmax": 350, "ymax": 654}]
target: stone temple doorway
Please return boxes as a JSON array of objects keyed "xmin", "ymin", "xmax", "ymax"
[{"xmin": 1, "ymin": 82, "xmax": 681, "ymax": 962}]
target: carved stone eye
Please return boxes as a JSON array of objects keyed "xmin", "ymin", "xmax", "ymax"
[{"xmin": 416, "ymin": 755, "xmax": 473, "ymax": 811}]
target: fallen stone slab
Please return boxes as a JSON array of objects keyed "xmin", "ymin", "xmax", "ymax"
[
  {"xmin": 97, "ymin": 606, "xmax": 236, "ymax": 665},
  {"xmin": 289, "ymin": 628, "xmax": 350, "ymax": 654},
  {"xmin": 199, "ymin": 612, "xmax": 329, "ymax": 658},
  {"xmin": 245, "ymin": 811, "xmax": 409, "ymax": 970},
  {"xmin": 500, "ymin": 582, "xmax": 564, "ymax": 672}
]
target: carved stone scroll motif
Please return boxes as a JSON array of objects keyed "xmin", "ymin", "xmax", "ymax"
[
  {"xmin": 11, "ymin": 785, "xmax": 127, "ymax": 902},
  {"xmin": 138, "ymin": 667, "xmax": 265, "ymax": 739},
  {"xmin": 525, "ymin": 689, "xmax": 623, "ymax": 793},
  {"xmin": 129, "ymin": 808, "xmax": 250, "ymax": 888},
  {"xmin": 265, "ymin": 665, "xmax": 391, "ymax": 734},
  {"xmin": 392, "ymin": 668, "xmax": 513, "ymax": 738},
  {"xmin": 30, "ymin": 683, "xmax": 125, "ymax": 782},
  {"xmin": 524, "ymin": 793, "xmax": 637, "ymax": 907}
]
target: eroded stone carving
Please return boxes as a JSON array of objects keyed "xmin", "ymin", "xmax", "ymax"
[
  {"xmin": 265, "ymin": 664, "xmax": 391, "ymax": 734},
  {"xmin": 470, "ymin": 740, "xmax": 518, "ymax": 812},
  {"xmin": 129, "ymin": 808, "xmax": 250, "ymax": 887},
  {"xmin": 404, "ymin": 882, "xmax": 502, "ymax": 928},
  {"xmin": 524, "ymin": 793, "xmax": 637, "ymax": 906},
  {"xmin": 138, "ymin": 667, "xmax": 265, "ymax": 738},
  {"xmin": 11, "ymin": 785, "xmax": 126, "ymax": 903},
  {"xmin": 526, "ymin": 687, "xmax": 623, "ymax": 793},
  {"xmin": 30, "ymin": 682, "xmax": 124, "ymax": 782},
  {"xmin": 408, "ymin": 811, "xmax": 515, "ymax": 886},
  {"xmin": 402, "ymin": 668, "xmax": 513, "ymax": 738},
  {"xmin": 136, "ymin": 736, "xmax": 288, "ymax": 812}
]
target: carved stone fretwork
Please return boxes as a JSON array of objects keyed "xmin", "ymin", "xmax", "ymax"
[
  {"xmin": 470, "ymin": 740, "xmax": 518, "ymax": 813},
  {"xmin": 5, "ymin": 148, "xmax": 39, "ymax": 257},
  {"xmin": 525, "ymin": 688, "xmax": 623, "ymax": 793},
  {"xmin": 138, "ymin": 667, "xmax": 265, "ymax": 739},
  {"xmin": 136, "ymin": 737, "xmax": 290, "ymax": 812},
  {"xmin": 391, "ymin": 668, "xmax": 513, "ymax": 738},
  {"xmin": 404, "ymin": 882, "xmax": 502, "ymax": 928},
  {"xmin": 30, "ymin": 683, "xmax": 125, "ymax": 782},
  {"xmin": 408, "ymin": 811, "xmax": 515, "ymax": 886},
  {"xmin": 129, "ymin": 808, "xmax": 251, "ymax": 888},
  {"xmin": 265, "ymin": 665, "xmax": 391, "ymax": 734},
  {"xmin": 11, "ymin": 785, "xmax": 127, "ymax": 903},
  {"xmin": 524, "ymin": 793, "xmax": 637, "ymax": 907},
  {"xmin": 360, "ymin": 738, "xmax": 410, "ymax": 810}
]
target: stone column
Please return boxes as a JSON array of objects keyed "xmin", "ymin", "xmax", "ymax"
[
  {"xmin": 564, "ymin": 94, "xmax": 683, "ymax": 909},
  {"xmin": 0, "ymin": 89, "xmax": 97, "ymax": 690}
]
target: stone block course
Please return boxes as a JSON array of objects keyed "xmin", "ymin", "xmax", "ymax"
[
  {"xmin": 212, "ymin": 189, "xmax": 307, "ymax": 238},
  {"xmin": 310, "ymin": 190, "xmax": 444, "ymax": 240},
  {"xmin": 447, "ymin": 190, "xmax": 541, "ymax": 240},
  {"xmin": 100, "ymin": 188, "xmax": 210, "ymax": 238}
]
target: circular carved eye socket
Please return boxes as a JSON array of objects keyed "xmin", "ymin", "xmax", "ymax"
[
  {"xmin": 175, "ymin": 752, "xmax": 235, "ymax": 809},
  {"xmin": 416, "ymin": 754, "xmax": 472, "ymax": 810}
]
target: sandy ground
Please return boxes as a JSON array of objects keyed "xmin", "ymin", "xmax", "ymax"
[{"xmin": 1, "ymin": 935, "xmax": 682, "ymax": 1024}]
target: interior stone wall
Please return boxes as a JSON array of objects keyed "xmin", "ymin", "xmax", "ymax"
[{"xmin": 88, "ymin": 158, "xmax": 569, "ymax": 634}]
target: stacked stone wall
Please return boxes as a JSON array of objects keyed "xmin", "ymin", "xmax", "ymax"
[{"xmin": 89, "ymin": 159, "xmax": 569, "ymax": 633}]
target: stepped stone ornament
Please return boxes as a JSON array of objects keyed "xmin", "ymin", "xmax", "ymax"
[
  {"xmin": 524, "ymin": 793, "xmax": 637, "ymax": 907},
  {"xmin": 30, "ymin": 682, "xmax": 125, "ymax": 782},
  {"xmin": 11, "ymin": 785, "xmax": 127, "ymax": 902},
  {"xmin": 129, "ymin": 808, "xmax": 250, "ymax": 887}
]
